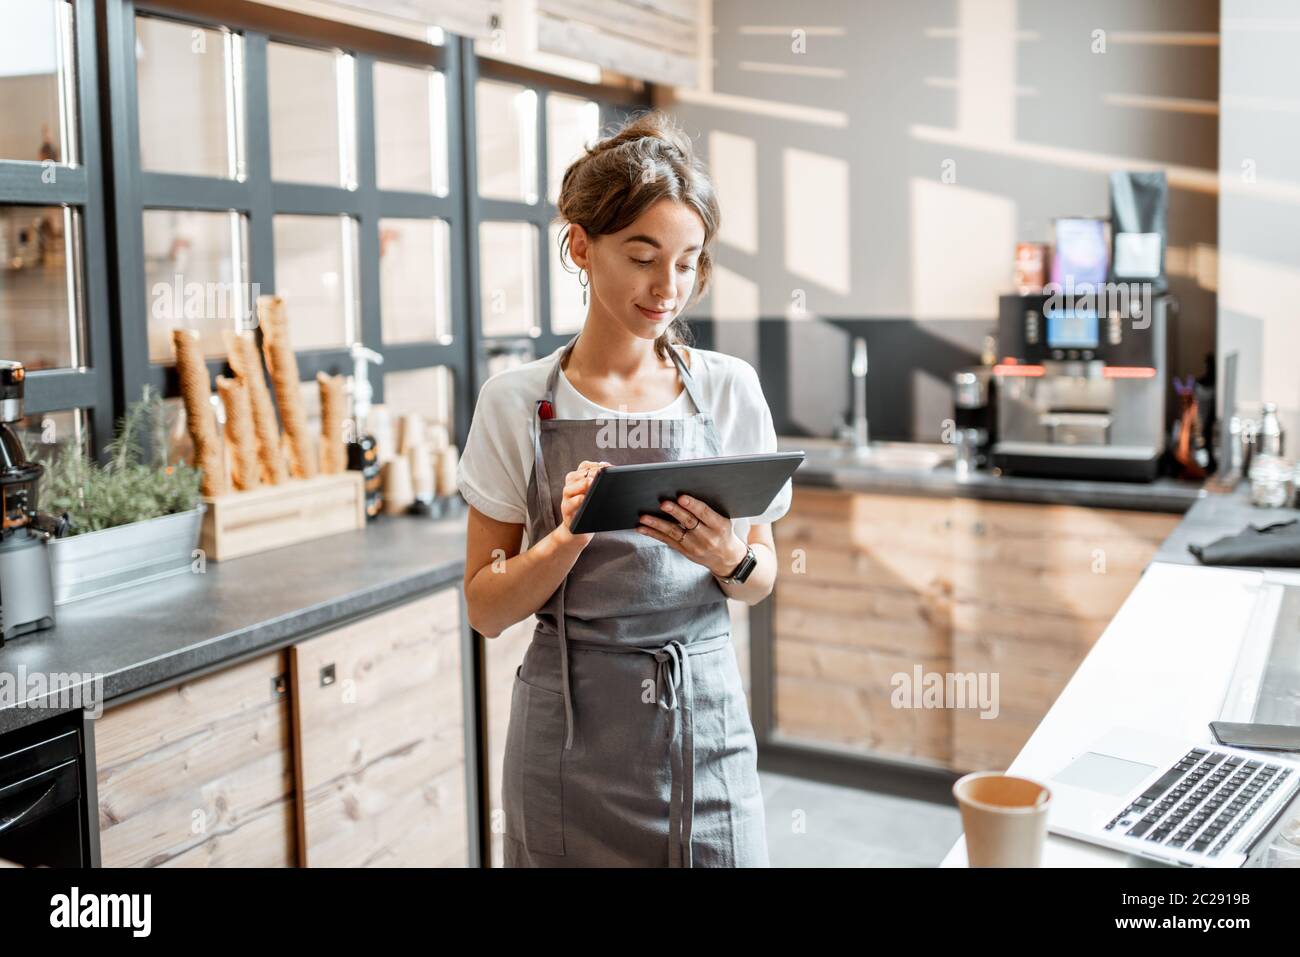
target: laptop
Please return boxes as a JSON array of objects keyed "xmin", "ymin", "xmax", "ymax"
[
  {"xmin": 1046, "ymin": 571, "xmax": 1300, "ymax": 867},
  {"xmin": 1046, "ymin": 726, "xmax": 1300, "ymax": 867}
]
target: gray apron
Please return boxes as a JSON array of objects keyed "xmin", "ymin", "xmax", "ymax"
[{"xmin": 501, "ymin": 334, "xmax": 769, "ymax": 868}]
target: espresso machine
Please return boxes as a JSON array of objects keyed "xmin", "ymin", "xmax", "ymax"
[
  {"xmin": 991, "ymin": 289, "xmax": 1170, "ymax": 481},
  {"xmin": 0, "ymin": 360, "xmax": 57, "ymax": 644}
]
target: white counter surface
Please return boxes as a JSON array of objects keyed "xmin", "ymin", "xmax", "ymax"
[{"xmin": 941, "ymin": 561, "xmax": 1282, "ymax": 867}]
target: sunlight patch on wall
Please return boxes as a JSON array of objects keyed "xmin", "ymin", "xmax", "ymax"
[
  {"xmin": 708, "ymin": 263, "xmax": 759, "ymax": 322},
  {"xmin": 709, "ymin": 130, "xmax": 758, "ymax": 255},
  {"xmin": 910, "ymin": 177, "xmax": 1015, "ymax": 320},
  {"xmin": 782, "ymin": 147, "xmax": 850, "ymax": 296}
]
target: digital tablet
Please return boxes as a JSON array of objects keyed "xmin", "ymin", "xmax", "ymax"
[{"xmin": 569, "ymin": 451, "xmax": 805, "ymax": 535}]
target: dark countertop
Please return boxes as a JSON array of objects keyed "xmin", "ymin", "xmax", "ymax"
[
  {"xmin": 0, "ymin": 513, "xmax": 468, "ymax": 735},
  {"xmin": 783, "ymin": 441, "xmax": 1206, "ymax": 514},
  {"xmin": 0, "ymin": 441, "xmax": 1210, "ymax": 739},
  {"xmin": 1155, "ymin": 484, "xmax": 1300, "ymax": 568}
]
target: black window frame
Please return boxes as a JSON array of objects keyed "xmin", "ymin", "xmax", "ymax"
[
  {"xmin": 0, "ymin": 0, "xmax": 115, "ymax": 455},
  {"xmin": 459, "ymin": 50, "xmax": 649, "ymax": 403},
  {"xmin": 97, "ymin": 0, "xmax": 651, "ymax": 451},
  {"xmin": 100, "ymin": 0, "xmax": 475, "ymax": 443}
]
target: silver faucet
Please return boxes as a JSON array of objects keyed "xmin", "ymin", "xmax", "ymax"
[
  {"xmin": 851, "ymin": 337, "xmax": 869, "ymax": 449},
  {"xmin": 833, "ymin": 337, "xmax": 871, "ymax": 451}
]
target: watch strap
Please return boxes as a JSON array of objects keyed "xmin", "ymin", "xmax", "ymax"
[{"xmin": 719, "ymin": 545, "xmax": 757, "ymax": 584}]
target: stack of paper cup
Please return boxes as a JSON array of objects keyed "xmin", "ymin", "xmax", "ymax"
[
  {"xmin": 436, "ymin": 444, "xmax": 458, "ymax": 497},
  {"xmin": 429, "ymin": 423, "xmax": 450, "ymax": 454},
  {"xmin": 383, "ymin": 456, "xmax": 414, "ymax": 514},
  {"xmin": 399, "ymin": 412, "xmax": 425, "ymax": 455},
  {"xmin": 409, "ymin": 444, "xmax": 435, "ymax": 500}
]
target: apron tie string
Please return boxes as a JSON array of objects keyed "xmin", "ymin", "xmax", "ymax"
[
  {"xmin": 557, "ymin": 582, "xmax": 576, "ymax": 751},
  {"xmin": 653, "ymin": 639, "xmax": 694, "ymax": 867}
]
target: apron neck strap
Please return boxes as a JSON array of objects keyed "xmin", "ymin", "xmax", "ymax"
[
  {"xmin": 542, "ymin": 334, "xmax": 582, "ymax": 406},
  {"xmin": 542, "ymin": 333, "xmax": 708, "ymax": 414}
]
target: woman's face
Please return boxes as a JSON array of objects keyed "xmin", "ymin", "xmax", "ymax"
[{"xmin": 568, "ymin": 197, "xmax": 705, "ymax": 342}]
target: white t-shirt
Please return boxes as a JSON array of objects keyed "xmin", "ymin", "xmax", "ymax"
[{"xmin": 457, "ymin": 344, "xmax": 791, "ymax": 547}]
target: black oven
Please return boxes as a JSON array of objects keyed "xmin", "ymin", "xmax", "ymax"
[{"xmin": 0, "ymin": 710, "xmax": 100, "ymax": 868}]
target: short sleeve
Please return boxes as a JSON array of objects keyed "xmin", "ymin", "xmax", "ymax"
[
  {"xmin": 726, "ymin": 359, "xmax": 791, "ymax": 526},
  {"xmin": 456, "ymin": 375, "xmax": 531, "ymax": 525}
]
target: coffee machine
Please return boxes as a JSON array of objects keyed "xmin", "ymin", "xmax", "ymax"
[
  {"xmin": 991, "ymin": 288, "xmax": 1170, "ymax": 481},
  {"xmin": 0, "ymin": 360, "xmax": 56, "ymax": 644}
]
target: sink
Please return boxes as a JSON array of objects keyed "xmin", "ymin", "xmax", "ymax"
[{"xmin": 778, "ymin": 437, "xmax": 954, "ymax": 471}]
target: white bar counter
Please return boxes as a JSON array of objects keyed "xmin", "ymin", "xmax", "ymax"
[{"xmin": 941, "ymin": 561, "xmax": 1272, "ymax": 867}]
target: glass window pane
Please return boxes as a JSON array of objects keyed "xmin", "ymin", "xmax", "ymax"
[
  {"xmin": 478, "ymin": 221, "xmax": 537, "ymax": 337},
  {"xmin": 380, "ymin": 217, "xmax": 451, "ymax": 344},
  {"xmin": 268, "ymin": 42, "xmax": 355, "ymax": 188},
  {"xmin": 374, "ymin": 61, "xmax": 448, "ymax": 195},
  {"xmin": 159, "ymin": 396, "xmax": 198, "ymax": 467},
  {"xmin": 0, "ymin": 204, "xmax": 83, "ymax": 370},
  {"xmin": 18, "ymin": 408, "xmax": 90, "ymax": 464},
  {"xmin": 548, "ymin": 223, "xmax": 585, "ymax": 334},
  {"xmin": 0, "ymin": 0, "xmax": 76, "ymax": 165},
  {"xmin": 143, "ymin": 209, "xmax": 249, "ymax": 362},
  {"xmin": 135, "ymin": 16, "xmax": 243, "ymax": 178},
  {"xmin": 475, "ymin": 80, "xmax": 537, "ymax": 203},
  {"xmin": 383, "ymin": 365, "xmax": 454, "ymax": 435},
  {"xmin": 546, "ymin": 94, "xmax": 599, "ymax": 205},
  {"xmin": 272, "ymin": 214, "xmax": 358, "ymax": 351}
]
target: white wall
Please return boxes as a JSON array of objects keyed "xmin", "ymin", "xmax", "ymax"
[{"xmin": 1218, "ymin": 0, "xmax": 1300, "ymax": 439}]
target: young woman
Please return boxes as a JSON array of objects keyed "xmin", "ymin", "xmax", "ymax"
[{"xmin": 458, "ymin": 110, "xmax": 790, "ymax": 868}]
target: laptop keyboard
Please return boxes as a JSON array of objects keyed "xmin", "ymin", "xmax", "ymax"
[{"xmin": 1102, "ymin": 748, "xmax": 1294, "ymax": 858}]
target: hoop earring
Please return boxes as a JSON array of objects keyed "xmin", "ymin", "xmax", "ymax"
[{"xmin": 578, "ymin": 267, "xmax": 589, "ymax": 306}]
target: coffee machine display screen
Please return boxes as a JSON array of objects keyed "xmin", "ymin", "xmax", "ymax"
[{"xmin": 1045, "ymin": 307, "xmax": 1099, "ymax": 349}]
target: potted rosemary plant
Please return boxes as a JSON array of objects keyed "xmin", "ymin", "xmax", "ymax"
[{"xmin": 41, "ymin": 386, "xmax": 206, "ymax": 603}]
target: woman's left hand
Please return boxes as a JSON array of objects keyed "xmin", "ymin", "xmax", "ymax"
[{"xmin": 636, "ymin": 494, "xmax": 748, "ymax": 578}]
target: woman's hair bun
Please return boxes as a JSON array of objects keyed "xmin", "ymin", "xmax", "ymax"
[{"xmin": 583, "ymin": 110, "xmax": 695, "ymax": 164}]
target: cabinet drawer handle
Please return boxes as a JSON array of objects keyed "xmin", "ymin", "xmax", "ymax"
[{"xmin": 320, "ymin": 663, "xmax": 336, "ymax": 687}]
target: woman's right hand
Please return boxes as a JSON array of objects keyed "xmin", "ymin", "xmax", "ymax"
[{"xmin": 555, "ymin": 460, "xmax": 611, "ymax": 549}]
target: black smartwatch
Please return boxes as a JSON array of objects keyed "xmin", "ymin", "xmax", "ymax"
[{"xmin": 717, "ymin": 545, "xmax": 757, "ymax": 585}]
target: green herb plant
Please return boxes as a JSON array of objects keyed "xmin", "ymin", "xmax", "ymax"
[{"xmin": 39, "ymin": 386, "xmax": 203, "ymax": 535}]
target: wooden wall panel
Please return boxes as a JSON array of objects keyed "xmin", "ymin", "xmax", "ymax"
[
  {"xmin": 537, "ymin": 0, "xmax": 700, "ymax": 87},
  {"xmin": 773, "ymin": 489, "xmax": 955, "ymax": 764},
  {"xmin": 948, "ymin": 499, "xmax": 1178, "ymax": 772},
  {"xmin": 772, "ymin": 487, "xmax": 1179, "ymax": 774}
]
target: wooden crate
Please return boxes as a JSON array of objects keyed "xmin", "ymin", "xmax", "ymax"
[{"xmin": 200, "ymin": 472, "xmax": 365, "ymax": 561}]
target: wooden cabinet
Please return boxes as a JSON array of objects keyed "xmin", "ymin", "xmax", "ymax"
[
  {"xmin": 96, "ymin": 651, "xmax": 297, "ymax": 867},
  {"xmin": 95, "ymin": 585, "xmax": 470, "ymax": 867},
  {"xmin": 948, "ymin": 499, "xmax": 1177, "ymax": 771},
  {"xmin": 291, "ymin": 588, "xmax": 469, "ymax": 867},
  {"xmin": 772, "ymin": 490, "xmax": 954, "ymax": 765},
  {"xmin": 772, "ymin": 487, "xmax": 1179, "ymax": 772}
]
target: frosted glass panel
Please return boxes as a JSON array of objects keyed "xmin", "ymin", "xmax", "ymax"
[
  {"xmin": 479, "ymin": 221, "xmax": 538, "ymax": 337},
  {"xmin": 380, "ymin": 217, "xmax": 451, "ymax": 344}
]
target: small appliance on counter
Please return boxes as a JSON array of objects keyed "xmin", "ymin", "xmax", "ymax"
[
  {"xmin": 951, "ymin": 367, "xmax": 995, "ymax": 477},
  {"xmin": 0, "ymin": 360, "xmax": 58, "ymax": 645},
  {"xmin": 345, "ymin": 343, "xmax": 384, "ymax": 521},
  {"xmin": 991, "ymin": 290, "xmax": 1172, "ymax": 481}
]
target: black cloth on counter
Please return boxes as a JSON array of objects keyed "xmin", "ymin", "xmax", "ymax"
[{"xmin": 1190, "ymin": 518, "xmax": 1300, "ymax": 567}]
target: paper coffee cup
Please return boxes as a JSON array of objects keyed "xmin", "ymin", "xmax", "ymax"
[{"xmin": 953, "ymin": 772, "xmax": 1051, "ymax": 867}]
